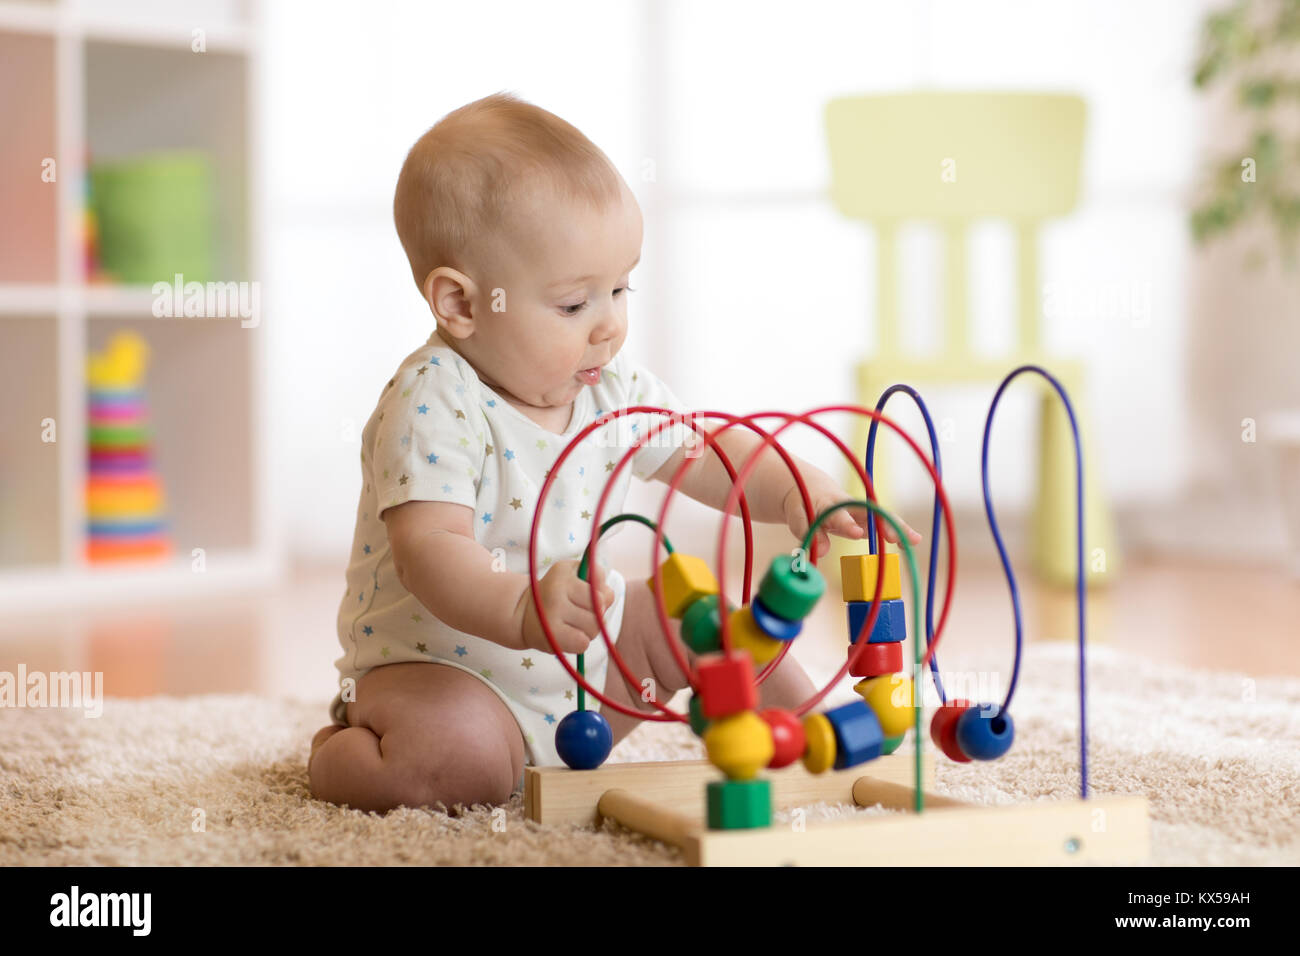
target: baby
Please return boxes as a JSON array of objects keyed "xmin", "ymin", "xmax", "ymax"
[{"xmin": 308, "ymin": 92, "xmax": 918, "ymax": 813}]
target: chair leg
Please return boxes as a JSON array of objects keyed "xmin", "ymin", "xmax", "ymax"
[{"xmin": 1031, "ymin": 383, "xmax": 1120, "ymax": 588}]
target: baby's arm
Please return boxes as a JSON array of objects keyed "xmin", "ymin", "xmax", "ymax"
[
  {"xmin": 650, "ymin": 430, "xmax": 921, "ymax": 552},
  {"xmin": 650, "ymin": 430, "xmax": 832, "ymax": 522},
  {"xmin": 383, "ymin": 500, "xmax": 614, "ymax": 654}
]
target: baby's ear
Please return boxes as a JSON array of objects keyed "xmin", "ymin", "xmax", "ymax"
[{"xmin": 424, "ymin": 267, "xmax": 476, "ymax": 339}]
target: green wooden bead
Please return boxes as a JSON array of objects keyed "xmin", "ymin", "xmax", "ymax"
[
  {"xmin": 706, "ymin": 778, "xmax": 772, "ymax": 830},
  {"xmin": 881, "ymin": 733, "xmax": 905, "ymax": 755},
  {"xmin": 688, "ymin": 694, "xmax": 710, "ymax": 736},
  {"xmin": 681, "ymin": 594, "xmax": 730, "ymax": 654},
  {"xmin": 757, "ymin": 554, "xmax": 826, "ymax": 621}
]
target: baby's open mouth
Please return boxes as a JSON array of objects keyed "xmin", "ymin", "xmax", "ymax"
[{"xmin": 576, "ymin": 366, "xmax": 601, "ymax": 385}]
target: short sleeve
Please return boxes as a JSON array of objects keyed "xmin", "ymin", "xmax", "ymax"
[
  {"xmin": 369, "ymin": 356, "xmax": 486, "ymax": 516},
  {"xmin": 608, "ymin": 352, "xmax": 694, "ymax": 482}
]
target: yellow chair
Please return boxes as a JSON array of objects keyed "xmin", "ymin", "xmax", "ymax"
[{"xmin": 823, "ymin": 92, "xmax": 1117, "ymax": 587}]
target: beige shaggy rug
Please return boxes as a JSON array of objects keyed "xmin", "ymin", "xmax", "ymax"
[{"xmin": 2, "ymin": 642, "xmax": 1298, "ymax": 866}]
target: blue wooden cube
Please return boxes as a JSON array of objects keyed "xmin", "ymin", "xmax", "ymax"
[
  {"xmin": 846, "ymin": 598, "xmax": 907, "ymax": 644},
  {"xmin": 823, "ymin": 699, "xmax": 884, "ymax": 769}
]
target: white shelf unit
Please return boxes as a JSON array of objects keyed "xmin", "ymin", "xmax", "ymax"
[{"xmin": 0, "ymin": 0, "xmax": 280, "ymax": 610}]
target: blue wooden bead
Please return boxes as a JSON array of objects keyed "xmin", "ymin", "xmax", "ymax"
[
  {"xmin": 823, "ymin": 698, "xmax": 884, "ymax": 769},
  {"xmin": 749, "ymin": 594, "xmax": 803, "ymax": 641},
  {"xmin": 954, "ymin": 704, "xmax": 1015, "ymax": 761},
  {"xmin": 846, "ymin": 598, "xmax": 907, "ymax": 644},
  {"xmin": 555, "ymin": 710, "xmax": 614, "ymax": 770}
]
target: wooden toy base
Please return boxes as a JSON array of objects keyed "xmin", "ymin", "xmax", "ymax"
[{"xmin": 525, "ymin": 754, "xmax": 1149, "ymax": 866}]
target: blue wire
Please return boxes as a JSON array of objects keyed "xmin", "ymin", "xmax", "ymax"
[
  {"xmin": 863, "ymin": 385, "xmax": 947, "ymax": 705},
  {"xmin": 981, "ymin": 365, "xmax": 1088, "ymax": 799}
]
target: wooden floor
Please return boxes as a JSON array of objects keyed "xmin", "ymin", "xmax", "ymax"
[
  {"xmin": 2, "ymin": 504, "xmax": 1300, "ymax": 697},
  {"xmin": 2, "ymin": 531, "xmax": 1298, "ymax": 704}
]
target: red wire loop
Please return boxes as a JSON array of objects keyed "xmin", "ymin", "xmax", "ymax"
[
  {"xmin": 527, "ymin": 404, "xmax": 958, "ymax": 724},
  {"xmin": 529, "ymin": 407, "xmax": 751, "ymax": 722}
]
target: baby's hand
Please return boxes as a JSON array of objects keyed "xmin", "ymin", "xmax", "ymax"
[
  {"xmin": 516, "ymin": 559, "xmax": 616, "ymax": 655},
  {"xmin": 782, "ymin": 476, "xmax": 922, "ymax": 558}
]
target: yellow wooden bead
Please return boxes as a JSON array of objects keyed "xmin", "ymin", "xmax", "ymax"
[
  {"xmin": 840, "ymin": 552, "xmax": 902, "ymax": 602},
  {"xmin": 727, "ymin": 606, "xmax": 784, "ymax": 665},
  {"xmin": 801, "ymin": 713, "xmax": 837, "ymax": 774},
  {"xmin": 648, "ymin": 552, "xmax": 719, "ymax": 618},
  {"xmin": 854, "ymin": 673, "xmax": 915, "ymax": 737},
  {"xmin": 703, "ymin": 710, "xmax": 774, "ymax": 780}
]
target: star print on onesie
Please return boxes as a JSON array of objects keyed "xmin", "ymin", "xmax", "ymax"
[{"xmin": 332, "ymin": 330, "xmax": 693, "ymax": 767}]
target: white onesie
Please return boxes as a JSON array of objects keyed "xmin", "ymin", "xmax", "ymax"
[{"xmin": 331, "ymin": 330, "xmax": 690, "ymax": 767}]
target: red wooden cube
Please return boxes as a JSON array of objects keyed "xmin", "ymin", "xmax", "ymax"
[{"xmin": 695, "ymin": 651, "xmax": 758, "ymax": 719}]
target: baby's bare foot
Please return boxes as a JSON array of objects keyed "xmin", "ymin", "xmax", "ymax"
[{"xmin": 309, "ymin": 724, "xmax": 345, "ymax": 772}]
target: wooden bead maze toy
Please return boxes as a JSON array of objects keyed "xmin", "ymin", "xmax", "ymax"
[{"xmin": 523, "ymin": 365, "xmax": 1149, "ymax": 866}]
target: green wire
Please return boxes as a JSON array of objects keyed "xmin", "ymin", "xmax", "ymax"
[
  {"xmin": 797, "ymin": 499, "xmax": 925, "ymax": 813},
  {"xmin": 572, "ymin": 513, "xmax": 673, "ymax": 712}
]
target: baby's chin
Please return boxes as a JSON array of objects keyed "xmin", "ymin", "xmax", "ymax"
[{"xmin": 504, "ymin": 376, "xmax": 588, "ymax": 408}]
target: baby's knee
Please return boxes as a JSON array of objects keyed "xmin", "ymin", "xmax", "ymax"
[
  {"xmin": 321, "ymin": 663, "xmax": 526, "ymax": 812},
  {"xmin": 387, "ymin": 687, "xmax": 523, "ymax": 809},
  {"xmin": 398, "ymin": 721, "xmax": 519, "ymax": 809},
  {"xmin": 310, "ymin": 721, "xmax": 517, "ymax": 812}
]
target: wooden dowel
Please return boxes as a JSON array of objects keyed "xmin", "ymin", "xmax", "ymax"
[
  {"xmin": 852, "ymin": 777, "xmax": 971, "ymax": 811},
  {"xmin": 597, "ymin": 788, "xmax": 698, "ymax": 848}
]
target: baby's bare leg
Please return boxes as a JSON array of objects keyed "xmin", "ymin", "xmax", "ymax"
[
  {"xmin": 756, "ymin": 645, "xmax": 818, "ymax": 710},
  {"xmin": 308, "ymin": 661, "xmax": 525, "ymax": 813},
  {"xmin": 598, "ymin": 579, "xmax": 693, "ymax": 746},
  {"xmin": 599, "ymin": 581, "xmax": 818, "ymax": 747}
]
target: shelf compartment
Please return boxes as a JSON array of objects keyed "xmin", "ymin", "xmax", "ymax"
[
  {"xmin": 85, "ymin": 315, "xmax": 255, "ymax": 559},
  {"xmin": 0, "ymin": 315, "xmax": 61, "ymax": 568},
  {"xmin": 0, "ymin": 29, "xmax": 58, "ymax": 283},
  {"xmin": 84, "ymin": 38, "xmax": 249, "ymax": 283}
]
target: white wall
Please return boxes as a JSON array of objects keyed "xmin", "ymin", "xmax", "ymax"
[{"xmin": 262, "ymin": 0, "xmax": 1219, "ymax": 559}]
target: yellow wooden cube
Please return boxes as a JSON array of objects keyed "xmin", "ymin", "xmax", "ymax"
[
  {"xmin": 840, "ymin": 552, "xmax": 902, "ymax": 602},
  {"xmin": 647, "ymin": 552, "xmax": 719, "ymax": 618},
  {"xmin": 727, "ymin": 606, "xmax": 784, "ymax": 665}
]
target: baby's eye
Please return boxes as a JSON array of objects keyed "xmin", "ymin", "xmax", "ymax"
[
  {"xmin": 560, "ymin": 302, "xmax": 587, "ymax": 316},
  {"xmin": 614, "ymin": 285, "xmax": 635, "ymax": 297}
]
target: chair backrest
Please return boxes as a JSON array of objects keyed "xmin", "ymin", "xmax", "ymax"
[{"xmin": 824, "ymin": 92, "xmax": 1086, "ymax": 356}]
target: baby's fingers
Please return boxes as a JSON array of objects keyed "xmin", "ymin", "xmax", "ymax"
[
  {"xmin": 877, "ymin": 514, "xmax": 922, "ymax": 546},
  {"xmin": 823, "ymin": 509, "xmax": 867, "ymax": 540},
  {"xmin": 550, "ymin": 622, "xmax": 592, "ymax": 655},
  {"xmin": 570, "ymin": 576, "xmax": 615, "ymax": 613}
]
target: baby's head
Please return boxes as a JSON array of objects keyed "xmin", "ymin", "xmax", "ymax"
[{"xmin": 394, "ymin": 92, "xmax": 642, "ymax": 413}]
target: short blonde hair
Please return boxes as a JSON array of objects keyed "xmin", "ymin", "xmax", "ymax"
[{"xmin": 394, "ymin": 91, "xmax": 625, "ymax": 292}]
